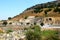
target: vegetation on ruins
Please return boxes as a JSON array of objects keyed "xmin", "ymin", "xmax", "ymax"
[
  {"xmin": 26, "ymin": 25, "xmax": 41, "ymax": 40},
  {"xmin": 26, "ymin": 25, "xmax": 60, "ymax": 40}
]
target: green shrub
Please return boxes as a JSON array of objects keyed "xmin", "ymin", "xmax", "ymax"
[
  {"xmin": 24, "ymin": 16, "xmax": 28, "ymax": 19},
  {"xmin": 47, "ymin": 4, "xmax": 55, "ymax": 8},
  {"xmin": 26, "ymin": 26, "xmax": 60, "ymax": 40},
  {"xmin": 9, "ymin": 22, "xmax": 12, "ymax": 24},
  {"xmin": 26, "ymin": 25, "xmax": 41, "ymax": 40},
  {"xmin": 44, "ymin": 8, "xmax": 52, "ymax": 17},
  {"xmin": 44, "ymin": 10, "xmax": 48, "ymax": 17},
  {"xmin": 57, "ymin": 3, "xmax": 60, "ymax": 7},
  {"xmin": 3, "ymin": 21, "xmax": 7, "ymax": 26},
  {"xmin": 54, "ymin": 7, "xmax": 60, "ymax": 13},
  {"xmin": 7, "ymin": 29, "xmax": 13, "ymax": 33},
  {"xmin": 34, "ymin": 7, "xmax": 43, "ymax": 13},
  {"xmin": 34, "ymin": 22, "xmax": 36, "ymax": 25},
  {"xmin": 40, "ymin": 23, "xmax": 44, "ymax": 26},
  {"xmin": 42, "ymin": 30, "xmax": 59, "ymax": 40}
]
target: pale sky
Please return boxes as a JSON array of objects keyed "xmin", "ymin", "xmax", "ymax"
[{"xmin": 0, "ymin": 0, "xmax": 55, "ymax": 20}]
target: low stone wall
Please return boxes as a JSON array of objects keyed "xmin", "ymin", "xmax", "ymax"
[{"xmin": 41, "ymin": 27, "xmax": 60, "ymax": 31}]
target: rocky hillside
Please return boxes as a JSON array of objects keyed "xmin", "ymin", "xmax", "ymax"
[{"xmin": 11, "ymin": 1, "xmax": 60, "ymax": 21}]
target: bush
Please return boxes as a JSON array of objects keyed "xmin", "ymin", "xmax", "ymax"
[
  {"xmin": 6, "ymin": 29, "xmax": 13, "ymax": 33},
  {"xmin": 9, "ymin": 22, "xmax": 12, "ymax": 24},
  {"xmin": 57, "ymin": 3, "xmax": 60, "ymax": 7},
  {"xmin": 24, "ymin": 16, "xmax": 28, "ymax": 19},
  {"xmin": 44, "ymin": 10, "xmax": 47, "ymax": 15},
  {"xmin": 3, "ymin": 21, "xmax": 7, "ymax": 26},
  {"xmin": 40, "ymin": 23, "xmax": 44, "ymax": 26},
  {"xmin": 26, "ymin": 25, "xmax": 60, "ymax": 40},
  {"xmin": 34, "ymin": 22, "xmax": 36, "ymax": 25},
  {"xmin": 47, "ymin": 4, "xmax": 54, "ymax": 8},
  {"xmin": 44, "ymin": 8, "xmax": 52, "ymax": 17},
  {"xmin": 34, "ymin": 7, "xmax": 43, "ymax": 13},
  {"xmin": 54, "ymin": 7, "xmax": 60, "ymax": 13},
  {"xmin": 42, "ymin": 30, "xmax": 59, "ymax": 40},
  {"xmin": 26, "ymin": 25, "xmax": 41, "ymax": 40}
]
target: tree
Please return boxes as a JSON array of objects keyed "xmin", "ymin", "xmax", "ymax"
[
  {"xmin": 26, "ymin": 25, "xmax": 41, "ymax": 40},
  {"xmin": 8, "ymin": 17, "xmax": 12, "ymax": 20}
]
